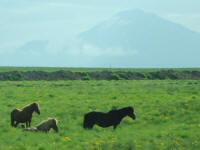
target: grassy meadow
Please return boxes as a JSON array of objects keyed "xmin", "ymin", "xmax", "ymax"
[{"xmin": 0, "ymin": 80, "xmax": 200, "ymax": 150}]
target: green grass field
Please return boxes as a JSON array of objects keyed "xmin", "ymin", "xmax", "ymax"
[{"xmin": 0, "ymin": 80, "xmax": 200, "ymax": 150}]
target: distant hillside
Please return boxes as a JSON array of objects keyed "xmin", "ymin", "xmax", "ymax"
[{"xmin": 79, "ymin": 10, "xmax": 200, "ymax": 67}]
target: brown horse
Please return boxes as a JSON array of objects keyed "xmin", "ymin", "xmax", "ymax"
[
  {"xmin": 11, "ymin": 102, "xmax": 40, "ymax": 127},
  {"xmin": 22, "ymin": 118, "xmax": 58, "ymax": 133}
]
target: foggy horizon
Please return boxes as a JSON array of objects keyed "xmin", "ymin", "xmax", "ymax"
[{"xmin": 1, "ymin": 0, "xmax": 200, "ymax": 68}]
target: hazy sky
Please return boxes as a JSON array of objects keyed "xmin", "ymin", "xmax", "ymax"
[{"xmin": 1, "ymin": 0, "xmax": 200, "ymax": 67}]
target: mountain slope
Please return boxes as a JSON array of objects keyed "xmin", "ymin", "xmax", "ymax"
[{"xmin": 79, "ymin": 10, "xmax": 200, "ymax": 67}]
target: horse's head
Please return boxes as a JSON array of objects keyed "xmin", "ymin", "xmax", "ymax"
[
  {"xmin": 127, "ymin": 106, "xmax": 136, "ymax": 120},
  {"xmin": 51, "ymin": 119, "xmax": 59, "ymax": 132},
  {"xmin": 33, "ymin": 102, "xmax": 40, "ymax": 115}
]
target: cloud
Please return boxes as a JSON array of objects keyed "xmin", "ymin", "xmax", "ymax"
[
  {"xmin": 0, "ymin": 0, "xmax": 119, "ymax": 49},
  {"xmin": 0, "ymin": 40, "xmax": 49, "ymax": 55},
  {"xmin": 161, "ymin": 13, "xmax": 200, "ymax": 32},
  {"xmin": 0, "ymin": 41, "xmax": 24, "ymax": 54},
  {"xmin": 64, "ymin": 44, "xmax": 138, "ymax": 57}
]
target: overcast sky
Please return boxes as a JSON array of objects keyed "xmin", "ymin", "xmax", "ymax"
[{"xmin": 1, "ymin": 0, "xmax": 200, "ymax": 67}]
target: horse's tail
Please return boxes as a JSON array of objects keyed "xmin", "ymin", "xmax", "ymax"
[
  {"xmin": 83, "ymin": 113, "xmax": 94, "ymax": 129},
  {"xmin": 11, "ymin": 109, "xmax": 19, "ymax": 127},
  {"xmin": 83, "ymin": 114, "xmax": 88, "ymax": 128},
  {"xmin": 83, "ymin": 119, "xmax": 87, "ymax": 128},
  {"xmin": 10, "ymin": 110, "xmax": 15, "ymax": 127}
]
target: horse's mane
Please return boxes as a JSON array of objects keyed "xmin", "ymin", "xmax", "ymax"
[
  {"xmin": 51, "ymin": 118, "xmax": 58, "ymax": 125},
  {"xmin": 108, "ymin": 106, "xmax": 133, "ymax": 113},
  {"xmin": 108, "ymin": 109, "xmax": 118, "ymax": 114},
  {"xmin": 119, "ymin": 106, "xmax": 133, "ymax": 111},
  {"xmin": 22, "ymin": 102, "xmax": 39, "ymax": 111}
]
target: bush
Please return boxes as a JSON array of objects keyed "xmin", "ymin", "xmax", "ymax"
[
  {"xmin": 81, "ymin": 73, "xmax": 91, "ymax": 80},
  {"xmin": 8, "ymin": 71, "xmax": 24, "ymax": 81},
  {"xmin": 109, "ymin": 73, "xmax": 121, "ymax": 80}
]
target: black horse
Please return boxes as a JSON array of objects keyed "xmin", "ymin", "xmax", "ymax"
[{"xmin": 83, "ymin": 106, "xmax": 136, "ymax": 129}]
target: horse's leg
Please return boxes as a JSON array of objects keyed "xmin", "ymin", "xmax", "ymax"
[
  {"xmin": 11, "ymin": 120, "xmax": 15, "ymax": 127},
  {"xmin": 26, "ymin": 121, "xmax": 29, "ymax": 128},
  {"xmin": 11, "ymin": 117, "xmax": 15, "ymax": 127},
  {"xmin": 28, "ymin": 120, "xmax": 31, "ymax": 127},
  {"xmin": 84, "ymin": 123, "xmax": 93, "ymax": 129},
  {"xmin": 113, "ymin": 124, "xmax": 118, "ymax": 130},
  {"xmin": 12, "ymin": 121, "xmax": 16, "ymax": 127},
  {"xmin": 15, "ymin": 122, "xmax": 19, "ymax": 127},
  {"xmin": 89, "ymin": 123, "xmax": 94, "ymax": 129}
]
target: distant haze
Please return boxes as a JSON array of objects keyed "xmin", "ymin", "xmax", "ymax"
[{"xmin": 1, "ymin": 1, "xmax": 200, "ymax": 67}]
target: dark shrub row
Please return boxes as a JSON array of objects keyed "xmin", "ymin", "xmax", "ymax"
[{"xmin": 0, "ymin": 70, "xmax": 200, "ymax": 81}]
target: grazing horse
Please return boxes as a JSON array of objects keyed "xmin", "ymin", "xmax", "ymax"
[
  {"xmin": 22, "ymin": 118, "xmax": 58, "ymax": 133},
  {"xmin": 11, "ymin": 102, "xmax": 40, "ymax": 127},
  {"xmin": 83, "ymin": 106, "xmax": 136, "ymax": 129}
]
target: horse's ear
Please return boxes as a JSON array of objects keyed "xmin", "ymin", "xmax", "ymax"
[
  {"xmin": 131, "ymin": 106, "xmax": 134, "ymax": 112},
  {"xmin": 33, "ymin": 102, "xmax": 39, "ymax": 106},
  {"xmin": 53, "ymin": 119, "xmax": 58, "ymax": 125},
  {"xmin": 111, "ymin": 106, "xmax": 117, "ymax": 110},
  {"xmin": 54, "ymin": 119, "xmax": 58, "ymax": 124}
]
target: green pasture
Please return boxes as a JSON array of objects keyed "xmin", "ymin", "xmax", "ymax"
[{"xmin": 0, "ymin": 80, "xmax": 200, "ymax": 150}]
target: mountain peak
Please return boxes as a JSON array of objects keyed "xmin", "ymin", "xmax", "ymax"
[{"xmin": 115, "ymin": 9, "xmax": 146, "ymax": 18}]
